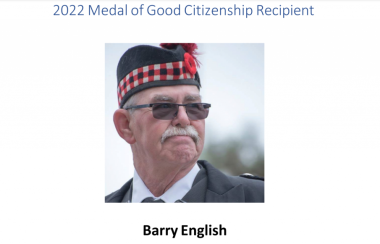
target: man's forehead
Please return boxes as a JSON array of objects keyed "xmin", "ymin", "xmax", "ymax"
[
  {"xmin": 138, "ymin": 85, "xmax": 201, "ymax": 102},
  {"xmin": 151, "ymin": 94, "xmax": 202, "ymax": 102}
]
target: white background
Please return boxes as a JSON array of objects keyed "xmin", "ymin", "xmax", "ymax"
[{"xmin": 1, "ymin": 1, "xmax": 380, "ymax": 243}]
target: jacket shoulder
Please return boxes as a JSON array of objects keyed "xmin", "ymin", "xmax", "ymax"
[
  {"xmin": 198, "ymin": 160, "xmax": 264, "ymax": 202},
  {"xmin": 239, "ymin": 173, "xmax": 264, "ymax": 181},
  {"xmin": 105, "ymin": 178, "xmax": 133, "ymax": 203},
  {"xmin": 105, "ymin": 190, "xmax": 121, "ymax": 202},
  {"xmin": 227, "ymin": 174, "xmax": 264, "ymax": 202}
]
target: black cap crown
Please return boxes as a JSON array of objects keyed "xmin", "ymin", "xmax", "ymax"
[{"xmin": 116, "ymin": 44, "xmax": 201, "ymax": 108}]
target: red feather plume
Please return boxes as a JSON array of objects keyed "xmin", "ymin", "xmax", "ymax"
[{"xmin": 160, "ymin": 43, "xmax": 201, "ymax": 68}]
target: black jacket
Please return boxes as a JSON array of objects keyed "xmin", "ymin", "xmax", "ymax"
[{"xmin": 105, "ymin": 160, "xmax": 264, "ymax": 203}]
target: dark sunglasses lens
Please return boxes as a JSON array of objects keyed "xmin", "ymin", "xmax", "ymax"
[
  {"xmin": 152, "ymin": 104, "xmax": 178, "ymax": 120},
  {"xmin": 186, "ymin": 104, "xmax": 209, "ymax": 120}
]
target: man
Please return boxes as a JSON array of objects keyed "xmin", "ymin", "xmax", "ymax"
[{"xmin": 105, "ymin": 43, "xmax": 264, "ymax": 203}]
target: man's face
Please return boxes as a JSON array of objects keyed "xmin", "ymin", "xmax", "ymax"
[{"xmin": 129, "ymin": 85, "xmax": 206, "ymax": 167}]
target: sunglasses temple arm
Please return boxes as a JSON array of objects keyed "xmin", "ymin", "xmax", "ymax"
[{"xmin": 124, "ymin": 104, "xmax": 152, "ymax": 110}]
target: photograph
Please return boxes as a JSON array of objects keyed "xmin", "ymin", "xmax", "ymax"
[{"xmin": 105, "ymin": 43, "xmax": 264, "ymax": 202}]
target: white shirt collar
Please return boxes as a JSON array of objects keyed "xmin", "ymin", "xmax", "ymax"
[{"xmin": 132, "ymin": 163, "xmax": 200, "ymax": 203}]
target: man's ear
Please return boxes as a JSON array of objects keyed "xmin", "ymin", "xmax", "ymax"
[{"xmin": 113, "ymin": 109, "xmax": 136, "ymax": 144}]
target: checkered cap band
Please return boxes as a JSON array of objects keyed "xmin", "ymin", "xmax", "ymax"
[{"xmin": 117, "ymin": 61, "xmax": 195, "ymax": 106}]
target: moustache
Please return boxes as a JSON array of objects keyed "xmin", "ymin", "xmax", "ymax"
[{"xmin": 161, "ymin": 125, "xmax": 200, "ymax": 144}]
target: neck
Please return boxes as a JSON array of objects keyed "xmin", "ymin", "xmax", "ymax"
[{"xmin": 134, "ymin": 160, "xmax": 197, "ymax": 197}]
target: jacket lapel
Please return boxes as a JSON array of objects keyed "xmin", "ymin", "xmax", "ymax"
[
  {"xmin": 121, "ymin": 181, "xmax": 133, "ymax": 202},
  {"xmin": 182, "ymin": 166, "xmax": 207, "ymax": 202},
  {"xmin": 200, "ymin": 160, "xmax": 246, "ymax": 202}
]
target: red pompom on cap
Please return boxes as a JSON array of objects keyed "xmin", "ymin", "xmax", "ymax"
[
  {"xmin": 184, "ymin": 53, "xmax": 197, "ymax": 75},
  {"xmin": 160, "ymin": 43, "xmax": 201, "ymax": 68}
]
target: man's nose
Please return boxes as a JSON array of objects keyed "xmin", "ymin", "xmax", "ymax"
[{"xmin": 172, "ymin": 106, "xmax": 190, "ymax": 127}]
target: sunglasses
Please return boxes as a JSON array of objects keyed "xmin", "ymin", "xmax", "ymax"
[{"xmin": 123, "ymin": 103, "xmax": 211, "ymax": 120}]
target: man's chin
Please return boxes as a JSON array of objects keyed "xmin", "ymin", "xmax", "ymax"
[{"xmin": 161, "ymin": 145, "xmax": 198, "ymax": 164}]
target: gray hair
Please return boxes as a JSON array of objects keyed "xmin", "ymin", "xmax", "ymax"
[
  {"xmin": 122, "ymin": 93, "xmax": 140, "ymax": 115},
  {"xmin": 161, "ymin": 125, "xmax": 200, "ymax": 144}
]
